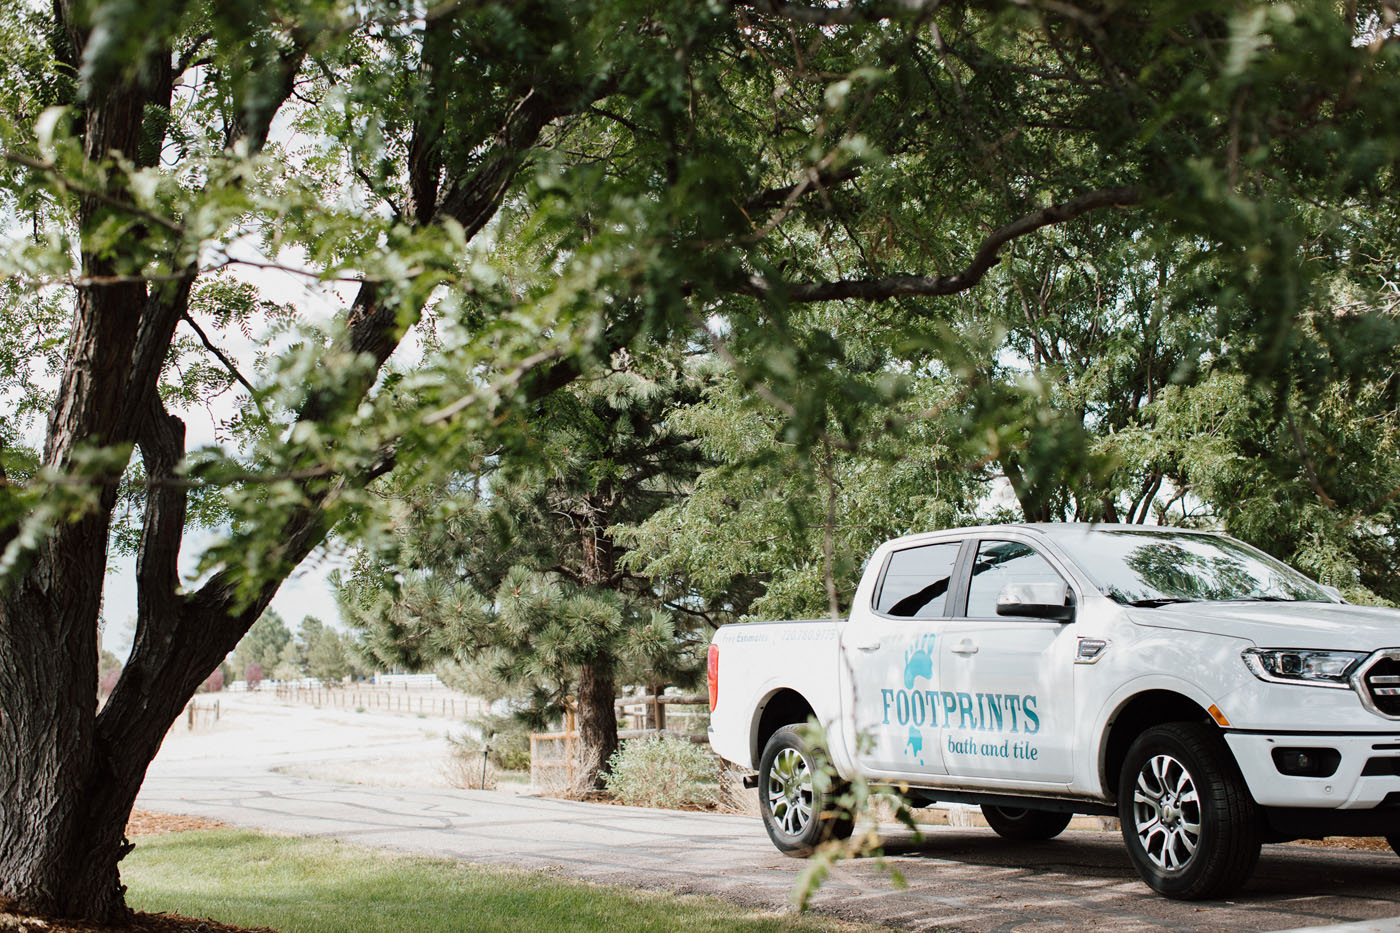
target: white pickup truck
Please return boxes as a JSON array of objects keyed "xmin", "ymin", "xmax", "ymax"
[{"xmin": 705, "ymin": 523, "xmax": 1400, "ymax": 899}]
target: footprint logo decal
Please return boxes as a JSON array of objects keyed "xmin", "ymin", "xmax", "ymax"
[
  {"xmin": 903, "ymin": 633, "xmax": 936, "ymax": 689},
  {"xmin": 900, "ymin": 634, "xmax": 937, "ymax": 765}
]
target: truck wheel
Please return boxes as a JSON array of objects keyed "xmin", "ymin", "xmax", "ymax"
[
  {"xmin": 1118, "ymin": 722, "xmax": 1261, "ymax": 900},
  {"xmin": 758, "ymin": 724, "xmax": 853, "ymax": 856},
  {"xmin": 981, "ymin": 805, "xmax": 1073, "ymax": 841}
]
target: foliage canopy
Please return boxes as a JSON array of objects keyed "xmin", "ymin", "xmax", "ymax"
[{"xmin": 2, "ymin": 0, "xmax": 1400, "ymax": 921}]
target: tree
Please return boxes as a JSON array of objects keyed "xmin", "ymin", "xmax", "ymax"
[
  {"xmin": 2, "ymin": 0, "xmax": 1399, "ymax": 921},
  {"xmin": 243, "ymin": 662, "xmax": 263, "ymax": 691},
  {"xmin": 343, "ymin": 360, "xmax": 714, "ymax": 790},
  {"xmin": 270, "ymin": 641, "xmax": 305, "ymax": 683},
  {"xmin": 621, "ymin": 360, "xmax": 986, "ymax": 619},
  {"xmin": 228, "ymin": 610, "xmax": 291, "ymax": 678},
  {"xmin": 299, "ymin": 615, "xmax": 355, "ymax": 684},
  {"xmin": 1144, "ymin": 367, "xmax": 1400, "ymax": 604}
]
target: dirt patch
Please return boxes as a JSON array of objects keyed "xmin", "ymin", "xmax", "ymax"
[
  {"xmin": 124, "ymin": 811, "xmax": 228, "ymax": 837},
  {"xmin": 0, "ymin": 900, "xmax": 272, "ymax": 933},
  {"xmin": 1294, "ymin": 836, "xmax": 1394, "ymax": 852}
]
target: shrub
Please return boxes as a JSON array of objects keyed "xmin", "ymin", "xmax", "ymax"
[
  {"xmin": 99, "ymin": 668, "xmax": 120, "ymax": 697},
  {"xmin": 244, "ymin": 663, "xmax": 264, "ymax": 690},
  {"xmin": 471, "ymin": 713, "xmax": 532, "ymax": 772},
  {"xmin": 603, "ymin": 734, "xmax": 720, "ymax": 810},
  {"xmin": 200, "ymin": 668, "xmax": 224, "ymax": 693}
]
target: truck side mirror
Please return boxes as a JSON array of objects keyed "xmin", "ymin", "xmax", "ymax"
[{"xmin": 996, "ymin": 582, "xmax": 1075, "ymax": 622}]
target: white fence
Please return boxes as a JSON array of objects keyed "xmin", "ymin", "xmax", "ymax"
[{"xmin": 374, "ymin": 673, "xmax": 447, "ymax": 689}]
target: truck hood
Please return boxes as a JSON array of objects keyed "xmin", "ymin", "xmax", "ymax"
[{"xmin": 1127, "ymin": 600, "xmax": 1400, "ymax": 650}]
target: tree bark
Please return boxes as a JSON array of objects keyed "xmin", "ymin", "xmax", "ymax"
[
  {"xmin": 0, "ymin": 5, "xmax": 173, "ymax": 915},
  {"xmin": 1001, "ymin": 455, "xmax": 1057, "ymax": 523},
  {"xmin": 573, "ymin": 658, "xmax": 619, "ymax": 794},
  {"xmin": 0, "ymin": 582, "xmax": 122, "ymax": 921},
  {"xmin": 571, "ymin": 515, "xmax": 620, "ymax": 793}
]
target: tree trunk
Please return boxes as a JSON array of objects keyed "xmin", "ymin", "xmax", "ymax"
[
  {"xmin": 0, "ymin": 583, "xmax": 137, "ymax": 923},
  {"xmin": 573, "ymin": 516, "xmax": 620, "ymax": 793},
  {"xmin": 573, "ymin": 657, "xmax": 619, "ymax": 794},
  {"xmin": 1001, "ymin": 455, "xmax": 1057, "ymax": 523}
]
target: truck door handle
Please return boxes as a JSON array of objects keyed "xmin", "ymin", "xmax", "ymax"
[
  {"xmin": 951, "ymin": 639, "xmax": 979, "ymax": 655},
  {"xmin": 850, "ymin": 640, "xmax": 881, "ymax": 652}
]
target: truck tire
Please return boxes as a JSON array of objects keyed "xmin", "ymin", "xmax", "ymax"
[
  {"xmin": 1118, "ymin": 722, "xmax": 1261, "ymax": 900},
  {"xmin": 758, "ymin": 724, "xmax": 854, "ymax": 856},
  {"xmin": 981, "ymin": 805, "xmax": 1073, "ymax": 841}
]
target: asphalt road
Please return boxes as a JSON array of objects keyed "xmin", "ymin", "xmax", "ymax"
[{"xmin": 135, "ymin": 696, "xmax": 1400, "ymax": 933}]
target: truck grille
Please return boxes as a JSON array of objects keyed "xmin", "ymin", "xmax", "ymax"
[{"xmin": 1360, "ymin": 652, "xmax": 1400, "ymax": 718}]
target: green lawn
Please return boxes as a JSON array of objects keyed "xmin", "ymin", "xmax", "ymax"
[{"xmin": 124, "ymin": 830, "xmax": 886, "ymax": 933}]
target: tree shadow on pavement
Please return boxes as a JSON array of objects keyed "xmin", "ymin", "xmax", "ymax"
[{"xmin": 874, "ymin": 827, "xmax": 1400, "ymax": 906}]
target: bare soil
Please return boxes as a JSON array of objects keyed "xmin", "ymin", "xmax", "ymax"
[
  {"xmin": 125, "ymin": 811, "xmax": 228, "ymax": 837},
  {"xmin": 0, "ymin": 900, "xmax": 272, "ymax": 933},
  {"xmin": 1295, "ymin": 835, "xmax": 1393, "ymax": 852}
]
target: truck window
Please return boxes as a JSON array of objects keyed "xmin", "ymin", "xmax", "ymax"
[
  {"xmin": 875, "ymin": 542, "xmax": 961, "ymax": 618},
  {"xmin": 965, "ymin": 540, "xmax": 1065, "ymax": 618}
]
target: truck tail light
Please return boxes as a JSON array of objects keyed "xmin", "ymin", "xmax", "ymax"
[{"xmin": 707, "ymin": 643, "xmax": 719, "ymax": 712}]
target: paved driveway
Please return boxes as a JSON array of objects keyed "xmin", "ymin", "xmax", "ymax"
[{"xmin": 136, "ymin": 697, "xmax": 1400, "ymax": 933}]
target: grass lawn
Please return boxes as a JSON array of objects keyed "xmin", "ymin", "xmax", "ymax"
[{"xmin": 124, "ymin": 830, "xmax": 886, "ymax": 933}]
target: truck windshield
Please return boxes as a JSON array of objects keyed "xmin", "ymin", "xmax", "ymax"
[{"xmin": 1054, "ymin": 529, "xmax": 1332, "ymax": 605}]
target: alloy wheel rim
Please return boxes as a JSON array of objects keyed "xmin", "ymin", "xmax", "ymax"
[
  {"xmin": 767, "ymin": 746, "xmax": 815, "ymax": 836},
  {"xmin": 1132, "ymin": 753, "xmax": 1202, "ymax": 872}
]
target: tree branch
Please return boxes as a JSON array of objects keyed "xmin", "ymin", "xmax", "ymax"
[
  {"xmin": 2, "ymin": 151, "xmax": 186, "ymax": 235},
  {"xmin": 439, "ymin": 76, "xmax": 617, "ymax": 236},
  {"xmin": 437, "ymin": 89, "xmax": 571, "ymax": 237},
  {"xmin": 1286, "ymin": 408, "xmax": 1337, "ymax": 508},
  {"xmin": 734, "ymin": 0, "xmax": 937, "ymax": 26},
  {"xmin": 737, "ymin": 187, "xmax": 1141, "ymax": 303},
  {"xmin": 181, "ymin": 312, "xmax": 269, "ymax": 422},
  {"xmin": 93, "ymin": 393, "xmax": 188, "ymax": 786},
  {"xmin": 132, "ymin": 396, "xmax": 187, "ymax": 645},
  {"xmin": 423, "ymin": 348, "xmax": 565, "ymax": 425},
  {"xmin": 0, "ymin": 440, "xmax": 14, "ymax": 555},
  {"xmin": 744, "ymin": 166, "xmax": 861, "ymax": 215}
]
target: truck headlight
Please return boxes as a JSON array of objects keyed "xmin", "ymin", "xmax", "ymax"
[{"xmin": 1243, "ymin": 648, "xmax": 1368, "ymax": 688}]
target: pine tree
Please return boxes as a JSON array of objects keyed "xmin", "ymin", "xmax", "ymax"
[{"xmin": 341, "ymin": 356, "xmax": 718, "ymax": 790}]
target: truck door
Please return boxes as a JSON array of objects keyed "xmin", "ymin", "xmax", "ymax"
[
  {"xmin": 937, "ymin": 538, "xmax": 1077, "ymax": 785},
  {"xmin": 839, "ymin": 539, "xmax": 965, "ymax": 778}
]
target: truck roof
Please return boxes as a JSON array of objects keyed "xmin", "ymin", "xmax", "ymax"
[{"xmin": 885, "ymin": 522, "xmax": 1222, "ymax": 547}]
